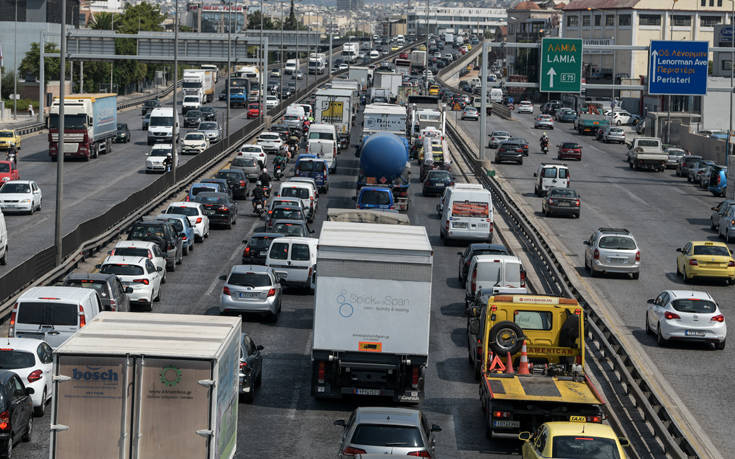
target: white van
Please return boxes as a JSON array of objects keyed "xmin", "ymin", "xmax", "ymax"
[
  {"xmin": 147, "ymin": 107, "xmax": 179, "ymax": 145},
  {"xmin": 265, "ymin": 237, "xmax": 318, "ymax": 290},
  {"xmin": 534, "ymin": 163, "xmax": 570, "ymax": 196},
  {"xmin": 470, "ymin": 77, "xmax": 481, "ymax": 89},
  {"xmin": 279, "ymin": 181, "xmax": 318, "ymax": 221},
  {"xmin": 284, "ymin": 104, "xmax": 306, "ymax": 129},
  {"xmin": 490, "ymin": 88, "xmax": 503, "ymax": 104},
  {"xmin": 438, "ymin": 184, "xmax": 493, "ymax": 244},
  {"xmin": 465, "ymin": 255, "xmax": 527, "ymax": 308},
  {"xmin": 307, "ymin": 123, "xmax": 337, "ymax": 172},
  {"xmin": 0, "ymin": 210, "xmax": 6, "ymax": 265},
  {"xmin": 11, "ymin": 286, "xmax": 102, "ymax": 348},
  {"xmin": 284, "ymin": 59, "xmax": 300, "ymax": 75}
]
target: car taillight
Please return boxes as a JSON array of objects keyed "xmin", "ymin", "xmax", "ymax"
[
  {"xmin": 223, "ymin": 286, "xmax": 231, "ymax": 296},
  {"xmin": 408, "ymin": 451, "xmax": 431, "ymax": 457},
  {"xmin": 267, "ymin": 288, "xmax": 276, "ymax": 297},
  {"xmin": 342, "ymin": 447, "xmax": 367, "ymax": 455},
  {"xmin": 318, "ymin": 361, "xmax": 326, "ymax": 384},
  {"xmin": 28, "ymin": 369, "xmax": 42, "ymax": 383},
  {"xmin": 220, "ymin": 206, "xmax": 229, "ymax": 212},
  {"xmin": 133, "ymin": 279, "xmax": 150, "ymax": 285},
  {"xmin": 196, "ymin": 217, "xmax": 203, "ymax": 224},
  {"xmin": 239, "ymin": 361, "xmax": 249, "ymax": 372},
  {"xmin": 493, "ymin": 410, "xmax": 511, "ymax": 419},
  {"xmin": 109, "ymin": 298, "xmax": 117, "ymax": 311},
  {"xmin": 0, "ymin": 411, "xmax": 9, "ymax": 431},
  {"xmin": 520, "ymin": 270, "xmax": 526, "ymax": 288},
  {"xmin": 665, "ymin": 311, "xmax": 681, "ymax": 320},
  {"xmin": 244, "ymin": 247, "xmax": 251, "ymax": 256},
  {"xmin": 635, "ymin": 251, "xmax": 641, "ymax": 262},
  {"xmin": 147, "ymin": 251, "xmax": 153, "ymax": 259},
  {"xmin": 712, "ymin": 314, "xmax": 725, "ymax": 322},
  {"xmin": 411, "ymin": 366, "xmax": 420, "ymax": 388},
  {"xmin": 689, "ymin": 259, "xmax": 698, "ymax": 265},
  {"xmin": 548, "ymin": 199, "xmax": 554, "ymax": 204},
  {"xmin": 471, "ymin": 268, "xmax": 477, "ymax": 292},
  {"xmin": 586, "ymin": 415, "xmax": 602, "ymax": 423},
  {"xmin": 593, "ymin": 249, "xmax": 599, "ymax": 260},
  {"xmin": 9, "ymin": 304, "xmax": 17, "ymax": 336},
  {"xmin": 185, "ymin": 195, "xmax": 190, "ymax": 201},
  {"xmin": 575, "ymin": 199, "xmax": 580, "ymax": 207},
  {"xmin": 78, "ymin": 305, "xmax": 86, "ymax": 328}
]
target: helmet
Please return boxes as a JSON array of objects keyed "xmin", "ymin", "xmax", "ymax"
[
  {"xmin": 256, "ymin": 180, "xmax": 262, "ymax": 186},
  {"xmin": 262, "ymin": 168, "xmax": 268, "ymax": 174},
  {"xmin": 542, "ymin": 133, "xmax": 548, "ymax": 138}
]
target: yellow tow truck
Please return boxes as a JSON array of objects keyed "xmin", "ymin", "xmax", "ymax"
[
  {"xmin": 0, "ymin": 130, "xmax": 21, "ymax": 151},
  {"xmin": 471, "ymin": 295, "xmax": 605, "ymax": 439}
]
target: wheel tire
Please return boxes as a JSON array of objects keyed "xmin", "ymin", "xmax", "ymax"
[
  {"xmin": 645, "ymin": 312, "xmax": 653, "ymax": 336},
  {"xmin": 632, "ymin": 272, "xmax": 640, "ymax": 279},
  {"xmin": 683, "ymin": 267, "xmax": 691, "ymax": 283},
  {"xmin": 183, "ymin": 245, "xmax": 189, "ymax": 256},
  {"xmin": 34, "ymin": 389, "xmax": 46, "ymax": 417},
  {"xmin": 488, "ymin": 321, "xmax": 524, "ymax": 355},
  {"xmin": 716, "ymin": 339, "xmax": 726, "ymax": 350},
  {"xmin": 22, "ymin": 416, "xmax": 31, "ymax": 442},
  {"xmin": 656, "ymin": 324, "xmax": 667, "ymax": 347},
  {"xmin": 473, "ymin": 360, "xmax": 481, "ymax": 380},
  {"xmin": 1, "ymin": 437, "xmax": 12, "ymax": 459},
  {"xmin": 154, "ymin": 288, "xmax": 161, "ymax": 302},
  {"xmin": 168, "ymin": 261, "xmax": 175, "ymax": 272},
  {"xmin": 485, "ymin": 405, "xmax": 495, "ymax": 439},
  {"xmin": 0, "ymin": 247, "xmax": 7, "ymax": 265},
  {"xmin": 711, "ymin": 219, "xmax": 717, "ymax": 231}
]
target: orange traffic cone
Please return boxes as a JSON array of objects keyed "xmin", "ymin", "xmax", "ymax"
[
  {"xmin": 518, "ymin": 340, "xmax": 530, "ymax": 375},
  {"xmin": 504, "ymin": 351, "xmax": 515, "ymax": 375}
]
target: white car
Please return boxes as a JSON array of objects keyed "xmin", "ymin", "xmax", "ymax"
[
  {"xmin": 516, "ymin": 101, "xmax": 534, "ymax": 114},
  {"xmin": 606, "ymin": 110, "xmax": 632, "ymax": 126},
  {"xmin": 266, "ymin": 95, "xmax": 280, "ymax": 109},
  {"xmin": 338, "ymin": 63, "xmax": 349, "ymax": 70},
  {"xmin": 181, "ymin": 131, "xmax": 209, "ymax": 154},
  {"xmin": 646, "ymin": 290, "xmax": 726, "ymax": 349},
  {"xmin": 182, "ymin": 95, "xmax": 201, "ymax": 113},
  {"xmin": 165, "ymin": 201, "xmax": 210, "ymax": 242},
  {"xmin": 99, "ymin": 255, "xmax": 163, "ymax": 310},
  {"xmin": 257, "ymin": 132, "xmax": 284, "ymax": 154},
  {"xmin": 370, "ymin": 50, "xmax": 380, "ymax": 59},
  {"xmin": 238, "ymin": 144, "xmax": 267, "ymax": 167},
  {"xmin": 0, "ymin": 338, "xmax": 53, "ymax": 416},
  {"xmin": 110, "ymin": 240, "xmax": 167, "ymax": 283},
  {"xmin": 145, "ymin": 144, "xmax": 172, "ymax": 173},
  {"xmin": 0, "ymin": 180, "xmax": 42, "ymax": 214}
]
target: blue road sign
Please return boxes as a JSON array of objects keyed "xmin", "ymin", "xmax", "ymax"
[{"xmin": 648, "ymin": 40, "xmax": 709, "ymax": 95}]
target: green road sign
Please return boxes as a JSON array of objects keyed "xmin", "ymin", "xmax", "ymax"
[{"xmin": 540, "ymin": 38, "xmax": 583, "ymax": 93}]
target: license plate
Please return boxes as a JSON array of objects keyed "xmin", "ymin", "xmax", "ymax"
[
  {"xmin": 558, "ymin": 201, "xmax": 570, "ymax": 207},
  {"xmin": 569, "ymin": 416, "xmax": 587, "ymax": 423},
  {"xmin": 453, "ymin": 222, "xmax": 467, "ymax": 228},
  {"xmin": 204, "ymin": 210, "xmax": 215, "ymax": 215},
  {"xmin": 354, "ymin": 388, "xmax": 381, "ymax": 396},
  {"xmin": 259, "ymin": 250, "xmax": 268, "ymax": 256},
  {"xmin": 608, "ymin": 257, "xmax": 627, "ymax": 264},
  {"xmin": 239, "ymin": 292, "xmax": 256, "ymax": 298},
  {"xmin": 493, "ymin": 420, "xmax": 520, "ymax": 428},
  {"xmin": 685, "ymin": 330, "xmax": 705, "ymax": 337}
]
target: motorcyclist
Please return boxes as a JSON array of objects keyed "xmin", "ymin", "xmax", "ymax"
[
  {"xmin": 274, "ymin": 151, "xmax": 287, "ymax": 169},
  {"xmin": 5, "ymin": 146, "xmax": 17, "ymax": 167},
  {"xmin": 163, "ymin": 152, "xmax": 172, "ymax": 172},
  {"xmin": 252, "ymin": 180, "xmax": 266, "ymax": 205},
  {"xmin": 258, "ymin": 167, "xmax": 271, "ymax": 188},
  {"xmin": 540, "ymin": 133, "xmax": 549, "ymax": 150}
]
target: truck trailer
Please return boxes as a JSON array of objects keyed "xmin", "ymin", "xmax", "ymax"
[
  {"xmin": 49, "ymin": 93, "xmax": 117, "ymax": 160},
  {"xmin": 314, "ymin": 88, "xmax": 354, "ymax": 150},
  {"xmin": 311, "ymin": 222, "xmax": 433, "ymax": 403},
  {"xmin": 49, "ymin": 312, "xmax": 241, "ymax": 459}
]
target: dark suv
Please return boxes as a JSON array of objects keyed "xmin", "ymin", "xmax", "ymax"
[
  {"xmin": 128, "ymin": 220, "xmax": 183, "ymax": 271},
  {"xmin": 0, "ymin": 371, "xmax": 34, "ymax": 453},
  {"xmin": 215, "ymin": 169, "xmax": 248, "ymax": 199},
  {"xmin": 63, "ymin": 272, "xmax": 132, "ymax": 312},
  {"xmin": 242, "ymin": 233, "xmax": 283, "ymax": 265},
  {"xmin": 142, "ymin": 99, "xmax": 160, "ymax": 115}
]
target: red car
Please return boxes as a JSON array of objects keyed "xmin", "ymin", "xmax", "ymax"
[
  {"xmin": 247, "ymin": 103, "xmax": 261, "ymax": 119},
  {"xmin": 399, "ymin": 52, "xmax": 408, "ymax": 59},
  {"xmin": 558, "ymin": 142, "xmax": 582, "ymax": 161},
  {"xmin": 0, "ymin": 160, "xmax": 19, "ymax": 183}
]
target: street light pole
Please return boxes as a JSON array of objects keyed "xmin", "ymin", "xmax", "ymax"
[
  {"xmin": 728, "ymin": 3, "xmax": 735, "ymax": 199},
  {"xmin": 226, "ymin": 0, "xmax": 232, "ymax": 147},
  {"xmin": 110, "ymin": 14, "xmax": 114, "ymax": 92},
  {"xmin": 425, "ymin": 0, "xmax": 429, "ymax": 93},
  {"xmin": 14, "ymin": 0, "xmax": 18, "ymax": 120},
  {"xmin": 260, "ymin": 0, "xmax": 264, "ymax": 122},
  {"xmin": 280, "ymin": 0, "xmax": 284, "ymax": 101},
  {"xmin": 55, "ymin": 0, "xmax": 67, "ymax": 265},
  {"xmin": 172, "ymin": 0, "xmax": 179, "ymax": 182}
]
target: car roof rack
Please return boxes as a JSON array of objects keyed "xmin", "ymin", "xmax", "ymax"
[{"xmin": 598, "ymin": 227, "xmax": 630, "ymax": 234}]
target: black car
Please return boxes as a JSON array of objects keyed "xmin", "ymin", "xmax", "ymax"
[
  {"xmin": 281, "ymin": 88, "xmax": 293, "ymax": 99},
  {"xmin": 184, "ymin": 110, "xmax": 203, "ymax": 128},
  {"xmin": 219, "ymin": 89, "xmax": 227, "ymax": 101},
  {"xmin": 200, "ymin": 106, "xmax": 216, "ymax": 121},
  {"xmin": 141, "ymin": 98, "xmax": 160, "ymax": 115},
  {"xmin": 128, "ymin": 220, "xmax": 183, "ymax": 271},
  {"xmin": 457, "ymin": 243, "xmax": 510, "ymax": 283},
  {"xmin": 242, "ymin": 232, "xmax": 283, "ymax": 264},
  {"xmin": 0, "ymin": 371, "xmax": 34, "ymax": 453},
  {"xmin": 422, "ymin": 170, "xmax": 453, "ymax": 196},
  {"xmin": 541, "ymin": 100, "xmax": 562, "ymax": 115},
  {"xmin": 215, "ymin": 169, "xmax": 249, "ymax": 200},
  {"xmin": 507, "ymin": 137, "xmax": 529, "ymax": 156},
  {"xmin": 114, "ymin": 123, "xmax": 131, "ymax": 143},
  {"xmin": 64, "ymin": 272, "xmax": 132, "ymax": 312},
  {"xmin": 495, "ymin": 141, "xmax": 525, "ymax": 165},
  {"xmin": 239, "ymin": 332, "xmax": 264, "ymax": 403},
  {"xmin": 542, "ymin": 187, "xmax": 581, "ymax": 218},
  {"xmin": 193, "ymin": 192, "xmax": 237, "ymax": 228},
  {"xmin": 142, "ymin": 112, "xmax": 151, "ymax": 130}
]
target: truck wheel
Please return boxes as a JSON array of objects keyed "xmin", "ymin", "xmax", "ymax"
[
  {"xmin": 485, "ymin": 406, "xmax": 495, "ymax": 439},
  {"xmin": 488, "ymin": 321, "xmax": 524, "ymax": 355}
]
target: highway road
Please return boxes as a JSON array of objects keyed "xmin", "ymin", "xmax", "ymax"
[
  {"xmin": 454, "ymin": 105, "xmax": 733, "ymax": 454},
  {"xmin": 13, "ymin": 95, "xmax": 528, "ymax": 459}
]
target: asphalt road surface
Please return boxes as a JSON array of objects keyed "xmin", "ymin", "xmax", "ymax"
[{"xmin": 455, "ymin": 107, "xmax": 732, "ymax": 454}]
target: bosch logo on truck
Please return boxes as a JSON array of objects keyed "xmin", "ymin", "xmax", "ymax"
[{"xmin": 72, "ymin": 366, "xmax": 119, "ymax": 382}]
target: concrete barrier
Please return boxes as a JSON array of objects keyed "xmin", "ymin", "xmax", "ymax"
[
  {"xmin": 679, "ymin": 128, "xmax": 727, "ymax": 162},
  {"xmin": 492, "ymin": 102, "xmax": 512, "ymax": 120}
]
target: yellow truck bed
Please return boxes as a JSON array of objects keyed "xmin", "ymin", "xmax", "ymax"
[{"xmin": 485, "ymin": 374, "xmax": 603, "ymax": 405}]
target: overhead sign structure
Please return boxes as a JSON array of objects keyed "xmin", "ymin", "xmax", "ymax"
[
  {"xmin": 648, "ymin": 40, "xmax": 709, "ymax": 95},
  {"xmin": 539, "ymin": 38, "xmax": 583, "ymax": 93}
]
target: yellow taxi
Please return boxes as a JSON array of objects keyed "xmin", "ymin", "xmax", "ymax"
[
  {"xmin": 520, "ymin": 422, "xmax": 628, "ymax": 459},
  {"xmin": 466, "ymin": 44, "xmax": 472, "ymax": 50},
  {"xmin": 676, "ymin": 240, "xmax": 735, "ymax": 284},
  {"xmin": 0, "ymin": 130, "xmax": 21, "ymax": 150},
  {"xmin": 428, "ymin": 85, "xmax": 439, "ymax": 96},
  {"xmin": 418, "ymin": 44, "xmax": 427, "ymax": 51},
  {"xmin": 391, "ymin": 45, "xmax": 400, "ymax": 52}
]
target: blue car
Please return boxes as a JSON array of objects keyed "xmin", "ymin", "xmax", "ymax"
[
  {"xmin": 709, "ymin": 165, "xmax": 728, "ymax": 197},
  {"xmin": 156, "ymin": 213, "xmax": 195, "ymax": 254},
  {"xmin": 356, "ymin": 186, "xmax": 395, "ymax": 210}
]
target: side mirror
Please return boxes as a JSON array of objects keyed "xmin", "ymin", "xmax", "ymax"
[
  {"xmin": 469, "ymin": 318, "xmax": 480, "ymax": 335},
  {"xmin": 157, "ymin": 267, "xmax": 163, "ymax": 272},
  {"xmin": 95, "ymin": 264, "xmax": 101, "ymax": 269},
  {"xmin": 457, "ymin": 251, "xmax": 463, "ymax": 256},
  {"xmin": 125, "ymin": 287, "xmax": 134, "ymax": 294},
  {"xmin": 583, "ymin": 240, "xmax": 590, "ymax": 245},
  {"xmin": 712, "ymin": 207, "xmax": 718, "ymax": 211},
  {"xmin": 334, "ymin": 419, "xmax": 346, "ymax": 428},
  {"xmin": 533, "ymin": 172, "xmax": 537, "ymax": 177},
  {"xmin": 619, "ymin": 437, "xmax": 630, "ymax": 447},
  {"xmin": 256, "ymin": 344, "xmax": 264, "ymax": 351},
  {"xmin": 647, "ymin": 298, "xmax": 656, "ymax": 304},
  {"xmin": 675, "ymin": 248, "xmax": 682, "ymax": 252},
  {"xmin": 242, "ymin": 239, "xmax": 248, "ymax": 244},
  {"xmin": 219, "ymin": 274, "xmax": 227, "ymax": 280},
  {"xmin": 274, "ymin": 271, "xmax": 287, "ymax": 282},
  {"xmin": 431, "ymin": 424, "xmax": 442, "ymax": 432},
  {"xmin": 24, "ymin": 387, "xmax": 35, "ymax": 396}
]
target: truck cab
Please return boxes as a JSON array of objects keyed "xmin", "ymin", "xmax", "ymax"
[
  {"xmin": 147, "ymin": 107, "xmax": 179, "ymax": 145},
  {"xmin": 307, "ymin": 123, "xmax": 337, "ymax": 173}
]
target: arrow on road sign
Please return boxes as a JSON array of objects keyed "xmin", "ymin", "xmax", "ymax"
[
  {"xmin": 546, "ymin": 67, "xmax": 557, "ymax": 89},
  {"xmin": 650, "ymin": 49, "xmax": 658, "ymax": 85}
]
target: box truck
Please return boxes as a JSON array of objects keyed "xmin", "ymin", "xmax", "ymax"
[
  {"xmin": 314, "ymin": 88, "xmax": 354, "ymax": 150},
  {"xmin": 373, "ymin": 71, "xmax": 402, "ymax": 99},
  {"xmin": 311, "ymin": 222, "xmax": 433, "ymax": 403},
  {"xmin": 49, "ymin": 93, "xmax": 118, "ymax": 160},
  {"xmin": 348, "ymin": 66, "xmax": 370, "ymax": 90},
  {"xmin": 49, "ymin": 312, "xmax": 241, "ymax": 459}
]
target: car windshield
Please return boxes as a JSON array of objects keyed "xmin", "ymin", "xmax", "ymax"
[
  {"xmin": 242, "ymin": 146, "xmax": 262, "ymax": 153},
  {"xmin": 272, "ymin": 208, "xmax": 302, "ymax": 220},
  {"xmin": 492, "ymin": 132, "xmax": 510, "ymax": 137},
  {"xmin": 0, "ymin": 163, "xmax": 9, "ymax": 173},
  {"xmin": 260, "ymin": 134, "xmax": 279, "ymax": 140},
  {"xmin": 168, "ymin": 206, "xmax": 198, "ymax": 217},
  {"xmin": 216, "ymin": 172, "xmax": 241, "ymax": 181},
  {"xmin": 671, "ymin": 299, "xmax": 717, "ymax": 313},
  {"xmin": 186, "ymin": 134, "xmax": 205, "ymax": 141},
  {"xmin": 249, "ymin": 104, "xmax": 260, "ymax": 110},
  {"xmin": 184, "ymin": 97, "xmax": 199, "ymax": 103},
  {"xmin": 350, "ymin": 424, "xmax": 424, "ymax": 447},
  {"xmin": 199, "ymin": 122, "xmax": 217, "ymax": 130},
  {"xmin": 150, "ymin": 148, "xmax": 170, "ymax": 157},
  {"xmin": 273, "ymin": 223, "xmax": 305, "ymax": 236},
  {"xmin": 197, "ymin": 194, "xmax": 226, "ymax": 204},
  {"xmin": 227, "ymin": 272, "xmax": 271, "ymax": 287},
  {"xmin": 0, "ymin": 183, "xmax": 30, "ymax": 193},
  {"xmin": 232, "ymin": 158, "xmax": 257, "ymax": 167},
  {"xmin": 0, "ymin": 132, "xmax": 13, "ymax": 138},
  {"xmin": 549, "ymin": 189, "xmax": 578, "ymax": 198},
  {"xmin": 191, "ymin": 186, "xmax": 216, "ymax": 195},
  {"xmin": 428, "ymin": 171, "xmax": 452, "ymax": 182},
  {"xmin": 360, "ymin": 190, "xmax": 392, "ymax": 205},
  {"xmin": 17, "ymin": 302, "xmax": 78, "ymax": 326},
  {"xmin": 562, "ymin": 143, "xmax": 580, "ymax": 149},
  {"xmin": 693, "ymin": 245, "xmax": 730, "ymax": 256},
  {"xmin": 281, "ymin": 187, "xmax": 309, "ymax": 199},
  {"xmin": 0, "ymin": 350, "xmax": 35, "ymax": 369},
  {"xmin": 249, "ymin": 236, "xmax": 278, "ymax": 249},
  {"xmin": 514, "ymin": 310, "xmax": 553, "ymax": 330},
  {"xmin": 297, "ymin": 161, "xmax": 325, "ymax": 173},
  {"xmin": 638, "ymin": 139, "xmax": 660, "ymax": 147},
  {"xmin": 309, "ymin": 132, "xmax": 334, "ymax": 140},
  {"xmin": 65, "ymin": 279, "xmax": 106, "ymax": 294},
  {"xmin": 551, "ymin": 435, "xmax": 621, "ymax": 459},
  {"xmin": 129, "ymin": 224, "xmax": 165, "ymax": 240},
  {"xmin": 114, "ymin": 247, "xmax": 149, "ymax": 257},
  {"xmin": 599, "ymin": 236, "xmax": 636, "ymax": 250},
  {"xmin": 100, "ymin": 264, "xmax": 145, "ymax": 276},
  {"xmin": 161, "ymin": 219, "xmax": 183, "ymax": 232},
  {"xmin": 117, "ymin": 124, "xmax": 126, "ymax": 130},
  {"xmin": 667, "ymin": 148, "xmax": 685, "ymax": 155}
]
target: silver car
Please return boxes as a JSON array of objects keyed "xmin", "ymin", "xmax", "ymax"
[
  {"xmin": 601, "ymin": 126, "xmax": 626, "ymax": 143},
  {"xmin": 488, "ymin": 130, "xmax": 510, "ymax": 148},
  {"xmin": 665, "ymin": 147, "xmax": 686, "ymax": 168},
  {"xmin": 218, "ymin": 265, "xmax": 283, "ymax": 321},
  {"xmin": 230, "ymin": 156, "xmax": 261, "ymax": 180},
  {"xmin": 198, "ymin": 121, "xmax": 222, "ymax": 143},
  {"xmin": 335, "ymin": 407, "xmax": 441, "ymax": 458},
  {"xmin": 534, "ymin": 114, "xmax": 554, "ymax": 129},
  {"xmin": 710, "ymin": 200, "xmax": 735, "ymax": 231},
  {"xmin": 583, "ymin": 227, "xmax": 640, "ymax": 279}
]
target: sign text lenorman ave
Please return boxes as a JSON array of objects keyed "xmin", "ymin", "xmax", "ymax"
[
  {"xmin": 648, "ymin": 40, "xmax": 709, "ymax": 95},
  {"xmin": 540, "ymin": 38, "xmax": 583, "ymax": 93}
]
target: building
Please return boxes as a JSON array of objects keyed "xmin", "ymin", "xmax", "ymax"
[
  {"xmin": 185, "ymin": 2, "xmax": 248, "ymax": 33},
  {"xmin": 507, "ymin": 1, "xmax": 562, "ymax": 43},
  {"xmin": 407, "ymin": 6, "xmax": 507, "ymax": 37},
  {"xmin": 381, "ymin": 16, "xmax": 408, "ymax": 38},
  {"xmin": 0, "ymin": 0, "xmax": 80, "ymax": 74}
]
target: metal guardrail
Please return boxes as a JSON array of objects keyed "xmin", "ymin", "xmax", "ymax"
[{"xmin": 0, "ymin": 41, "xmax": 418, "ymax": 320}]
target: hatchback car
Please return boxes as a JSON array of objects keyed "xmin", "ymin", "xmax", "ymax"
[
  {"xmin": 266, "ymin": 206, "xmax": 308, "ymax": 231},
  {"xmin": 495, "ymin": 141, "xmax": 525, "ymax": 165},
  {"xmin": 335, "ymin": 407, "xmax": 441, "ymax": 458},
  {"xmin": 99, "ymin": 255, "xmax": 163, "ymax": 310},
  {"xmin": 192, "ymin": 192, "xmax": 237, "ymax": 228},
  {"xmin": 257, "ymin": 132, "xmax": 284, "ymax": 154},
  {"xmin": 600, "ymin": 126, "xmax": 626, "ymax": 143},
  {"xmin": 219, "ymin": 265, "xmax": 283, "ymax": 321},
  {"xmin": 557, "ymin": 142, "xmax": 582, "ymax": 161},
  {"xmin": 247, "ymin": 103, "xmax": 261, "ymax": 119},
  {"xmin": 422, "ymin": 170, "xmax": 453, "ymax": 196},
  {"xmin": 127, "ymin": 220, "xmax": 183, "ymax": 270},
  {"xmin": 710, "ymin": 200, "xmax": 735, "ymax": 231},
  {"xmin": 183, "ymin": 110, "xmax": 203, "ymax": 128},
  {"xmin": 534, "ymin": 114, "xmax": 554, "ymax": 129},
  {"xmin": 646, "ymin": 290, "xmax": 726, "ymax": 349},
  {"xmin": 461, "ymin": 106, "xmax": 479, "ymax": 120},
  {"xmin": 142, "ymin": 99, "xmax": 160, "ymax": 115},
  {"xmin": 516, "ymin": 101, "xmax": 534, "ymax": 114},
  {"xmin": 542, "ymin": 187, "xmax": 580, "ymax": 218},
  {"xmin": 270, "ymin": 219, "xmax": 312, "ymax": 237},
  {"xmin": 677, "ymin": 154, "xmax": 702, "ymax": 177},
  {"xmin": 584, "ymin": 227, "xmax": 640, "ymax": 279},
  {"xmin": 114, "ymin": 123, "xmax": 131, "ymax": 143},
  {"xmin": 242, "ymin": 233, "xmax": 282, "ymax": 265},
  {"xmin": 154, "ymin": 213, "xmax": 195, "ymax": 255},
  {"xmin": 238, "ymin": 332, "xmax": 264, "ymax": 403},
  {"xmin": 717, "ymin": 204, "xmax": 735, "ymax": 242},
  {"xmin": 554, "ymin": 107, "xmax": 577, "ymax": 123},
  {"xmin": 238, "ymin": 144, "xmax": 268, "ymax": 168},
  {"xmin": 0, "ymin": 180, "xmax": 42, "ymax": 214},
  {"xmin": 181, "ymin": 131, "xmax": 209, "ymax": 154},
  {"xmin": 519, "ymin": 422, "xmax": 629, "ymax": 459},
  {"xmin": 676, "ymin": 240, "xmax": 735, "ymax": 284},
  {"xmin": 198, "ymin": 121, "xmax": 222, "ymax": 143},
  {"xmin": 142, "ymin": 112, "xmax": 151, "ymax": 130},
  {"xmin": 488, "ymin": 130, "xmax": 511, "ymax": 148},
  {"xmin": 0, "ymin": 339, "xmax": 53, "ymax": 417},
  {"xmin": 200, "ymin": 106, "xmax": 216, "ymax": 121},
  {"xmin": 166, "ymin": 202, "xmax": 210, "ymax": 241},
  {"xmin": 665, "ymin": 147, "xmax": 686, "ymax": 168},
  {"xmin": 145, "ymin": 144, "xmax": 172, "ymax": 173},
  {"xmin": 457, "ymin": 243, "xmax": 510, "ymax": 284},
  {"xmin": 266, "ymin": 95, "xmax": 279, "ymax": 109},
  {"xmin": 63, "ymin": 272, "xmax": 132, "ymax": 312},
  {"xmin": 0, "ymin": 370, "xmax": 34, "ymax": 453},
  {"xmin": 230, "ymin": 156, "xmax": 261, "ymax": 181}
]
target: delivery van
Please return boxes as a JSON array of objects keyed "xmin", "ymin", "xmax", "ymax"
[
  {"xmin": 438, "ymin": 184, "xmax": 493, "ymax": 244},
  {"xmin": 465, "ymin": 254, "xmax": 527, "ymax": 309}
]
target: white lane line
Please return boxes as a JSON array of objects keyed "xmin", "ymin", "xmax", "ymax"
[{"xmin": 287, "ymin": 329, "xmax": 313, "ymax": 420}]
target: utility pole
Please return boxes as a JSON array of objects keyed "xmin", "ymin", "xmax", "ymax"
[
  {"xmin": 260, "ymin": 0, "xmax": 264, "ymax": 122},
  {"xmin": 728, "ymin": 4, "xmax": 735, "ymax": 199},
  {"xmin": 226, "ymin": 0, "xmax": 232, "ymax": 147},
  {"xmin": 280, "ymin": 0, "xmax": 284, "ymax": 102},
  {"xmin": 55, "ymin": 0, "xmax": 66, "ymax": 265},
  {"xmin": 110, "ymin": 14, "xmax": 114, "ymax": 92},
  {"xmin": 425, "ymin": 0, "xmax": 429, "ymax": 93},
  {"xmin": 14, "ymin": 0, "xmax": 18, "ymax": 120},
  {"xmin": 480, "ymin": 40, "xmax": 488, "ymax": 163},
  {"xmin": 39, "ymin": 32, "xmax": 45, "ymax": 124},
  {"xmin": 172, "ymin": 0, "xmax": 179, "ymax": 182}
]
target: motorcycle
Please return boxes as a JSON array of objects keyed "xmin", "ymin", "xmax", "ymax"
[
  {"xmin": 252, "ymin": 197, "xmax": 265, "ymax": 217},
  {"xmin": 273, "ymin": 164, "xmax": 284, "ymax": 181},
  {"xmin": 260, "ymin": 184, "xmax": 271, "ymax": 199},
  {"xmin": 541, "ymin": 143, "xmax": 549, "ymax": 154}
]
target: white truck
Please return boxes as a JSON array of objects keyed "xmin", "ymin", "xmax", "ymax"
[
  {"xmin": 348, "ymin": 66, "xmax": 370, "ymax": 90},
  {"xmin": 374, "ymin": 71, "xmax": 403, "ymax": 99},
  {"xmin": 627, "ymin": 136, "xmax": 668, "ymax": 171},
  {"xmin": 284, "ymin": 58, "xmax": 300, "ymax": 75},
  {"xmin": 407, "ymin": 95, "xmax": 445, "ymax": 142},
  {"xmin": 343, "ymin": 42, "xmax": 360, "ymax": 63},
  {"xmin": 308, "ymin": 54, "xmax": 327, "ymax": 75},
  {"xmin": 49, "ymin": 312, "xmax": 241, "ymax": 459},
  {"xmin": 443, "ymin": 32, "xmax": 454, "ymax": 44},
  {"xmin": 311, "ymin": 222, "xmax": 433, "ymax": 403},
  {"xmin": 363, "ymin": 103, "xmax": 407, "ymax": 137},
  {"xmin": 314, "ymin": 88, "xmax": 354, "ymax": 151},
  {"xmin": 410, "ymin": 50, "xmax": 427, "ymax": 72},
  {"xmin": 48, "ymin": 93, "xmax": 118, "ymax": 160},
  {"xmin": 182, "ymin": 69, "xmax": 214, "ymax": 104}
]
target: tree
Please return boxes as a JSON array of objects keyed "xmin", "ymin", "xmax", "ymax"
[
  {"xmin": 18, "ymin": 42, "xmax": 62, "ymax": 82},
  {"xmin": 285, "ymin": 0, "xmax": 297, "ymax": 30},
  {"xmin": 248, "ymin": 11, "xmax": 277, "ymax": 30}
]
